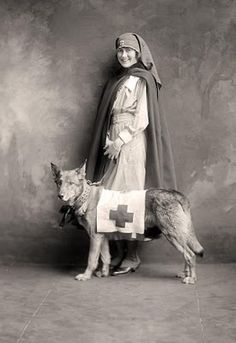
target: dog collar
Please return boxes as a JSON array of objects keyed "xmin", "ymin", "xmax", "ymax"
[{"xmin": 74, "ymin": 180, "xmax": 91, "ymax": 216}]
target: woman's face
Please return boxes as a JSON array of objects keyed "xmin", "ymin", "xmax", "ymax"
[{"xmin": 116, "ymin": 47, "xmax": 138, "ymax": 68}]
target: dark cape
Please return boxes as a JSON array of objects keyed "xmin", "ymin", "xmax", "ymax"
[{"xmin": 86, "ymin": 67, "xmax": 177, "ymax": 190}]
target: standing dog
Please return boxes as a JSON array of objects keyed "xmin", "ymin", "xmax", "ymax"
[{"xmin": 51, "ymin": 162, "xmax": 204, "ymax": 284}]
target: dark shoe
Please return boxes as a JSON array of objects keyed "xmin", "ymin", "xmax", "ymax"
[{"xmin": 111, "ymin": 265, "xmax": 139, "ymax": 276}]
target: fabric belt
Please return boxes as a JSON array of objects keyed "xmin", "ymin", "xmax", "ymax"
[{"xmin": 111, "ymin": 112, "xmax": 134, "ymax": 124}]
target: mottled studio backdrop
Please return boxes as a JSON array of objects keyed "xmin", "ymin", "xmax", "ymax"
[{"xmin": 0, "ymin": 0, "xmax": 235, "ymax": 264}]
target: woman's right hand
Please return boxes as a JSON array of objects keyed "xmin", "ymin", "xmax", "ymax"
[{"xmin": 104, "ymin": 138, "xmax": 123, "ymax": 160}]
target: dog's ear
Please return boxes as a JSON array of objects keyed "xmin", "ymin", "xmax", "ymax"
[
  {"xmin": 51, "ymin": 163, "xmax": 61, "ymax": 180},
  {"xmin": 76, "ymin": 160, "xmax": 87, "ymax": 176}
]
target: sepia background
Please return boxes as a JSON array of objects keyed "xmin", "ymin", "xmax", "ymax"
[{"xmin": 0, "ymin": 0, "xmax": 235, "ymax": 265}]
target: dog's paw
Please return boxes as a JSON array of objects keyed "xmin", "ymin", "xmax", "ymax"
[
  {"xmin": 182, "ymin": 276, "xmax": 196, "ymax": 285},
  {"xmin": 74, "ymin": 273, "xmax": 91, "ymax": 281},
  {"xmin": 94, "ymin": 270, "xmax": 103, "ymax": 278},
  {"xmin": 102, "ymin": 265, "xmax": 110, "ymax": 277},
  {"xmin": 94, "ymin": 268, "xmax": 109, "ymax": 278},
  {"xmin": 102, "ymin": 270, "xmax": 109, "ymax": 277},
  {"xmin": 176, "ymin": 271, "xmax": 186, "ymax": 279}
]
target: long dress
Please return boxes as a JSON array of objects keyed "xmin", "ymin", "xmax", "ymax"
[{"xmin": 102, "ymin": 75, "xmax": 148, "ymax": 192}]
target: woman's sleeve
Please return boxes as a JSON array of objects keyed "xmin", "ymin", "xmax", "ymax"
[{"xmin": 118, "ymin": 78, "xmax": 149, "ymax": 144}]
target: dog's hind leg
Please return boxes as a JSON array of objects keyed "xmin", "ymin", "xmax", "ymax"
[
  {"xmin": 176, "ymin": 261, "xmax": 190, "ymax": 279},
  {"xmin": 75, "ymin": 234, "xmax": 104, "ymax": 281},
  {"xmin": 177, "ymin": 249, "xmax": 197, "ymax": 284},
  {"xmin": 164, "ymin": 235, "xmax": 197, "ymax": 284},
  {"xmin": 182, "ymin": 255, "xmax": 197, "ymax": 285},
  {"xmin": 179, "ymin": 248, "xmax": 197, "ymax": 284}
]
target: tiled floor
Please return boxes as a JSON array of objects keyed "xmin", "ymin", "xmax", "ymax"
[{"xmin": 0, "ymin": 263, "xmax": 235, "ymax": 343}]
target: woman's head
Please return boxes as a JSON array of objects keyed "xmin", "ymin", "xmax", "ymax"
[
  {"xmin": 116, "ymin": 47, "xmax": 139, "ymax": 68},
  {"xmin": 115, "ymin": 32, "xmax": 162, "ymax": 87},
  {"xmin": 116, "ymin": 33, "xmax": 140, "ymax": 68}
]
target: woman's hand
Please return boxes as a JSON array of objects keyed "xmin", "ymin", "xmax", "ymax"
[{"xmin": 104, "ymin": 137, "xmax": 123, "ymax": 160}]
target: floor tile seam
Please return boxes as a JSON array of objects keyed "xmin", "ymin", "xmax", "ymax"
[
  {"xmin": 195, "ymin": 285, "xmax": 206, "ymax": 343},
  {"xmin": 16, "ymin": 282, "xmax": 57, "ymax": 343}
]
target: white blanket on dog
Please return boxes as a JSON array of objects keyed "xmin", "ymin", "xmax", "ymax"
[{"xmin": 97, "ymin": 189, "xmax": 146, "ymax": 238}]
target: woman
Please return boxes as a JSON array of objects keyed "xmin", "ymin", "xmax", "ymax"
[{"xmin": 86, "ymin": 33, "xmax": 176, "ymax": 275}]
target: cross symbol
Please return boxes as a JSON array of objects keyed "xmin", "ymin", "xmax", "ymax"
[{"xmin": 109, "ymin": 204, "xmax": 134, "ymax": 228}]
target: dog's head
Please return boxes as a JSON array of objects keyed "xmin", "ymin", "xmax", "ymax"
[{"xmin": 51, "ymin": 162, "xmax": 86, "ymax": 206}]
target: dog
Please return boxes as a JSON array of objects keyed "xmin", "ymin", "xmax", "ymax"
[{"xmin": 51, "ymin": 162, "xmax": 204, "ymax": 284}]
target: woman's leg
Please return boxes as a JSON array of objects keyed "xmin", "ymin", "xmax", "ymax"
[
  {"xmin": 111, "ymin": 240, "xmax": 140, "ymax": 275},
  {"xmin": 119, "ymin": 240, "xmax": 140, "ymax": 269},
  {"xmin": 110, "ymin": 240, "xmax": 126, "ymax": 267}
]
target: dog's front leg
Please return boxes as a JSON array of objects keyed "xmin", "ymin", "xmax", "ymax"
[
  {"xmin": 96, "ymin": 237, "xmax": 110, "ymax": 278},
  {"xmin": 75, "ymin": 234, "xmax": 104, "ymax": 281}
]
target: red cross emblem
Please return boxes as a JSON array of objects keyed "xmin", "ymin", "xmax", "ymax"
[
  {"xmin": 109, "ymin": 204, "xmax": 134, "ymax": 228},
  {"xmin": 119, "ymin": 40, "xmax": 125, "ymax": 47}
]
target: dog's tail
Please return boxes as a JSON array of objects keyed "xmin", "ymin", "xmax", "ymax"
[
  {"xmin": 187, "ymin": 228, "xmax": 204, "ymax": 257},
  {"xmin": 180, "ymin": 200, "xmax": 204, "ymax": 258},
  {"xmin": 189, "ymin": 239, "xmax": 204, "ymax": 257}
]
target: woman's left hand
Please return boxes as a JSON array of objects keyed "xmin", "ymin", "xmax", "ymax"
[{"xmin": 104, "ymin": 138, "xmax": 123, "ymax": 160}]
